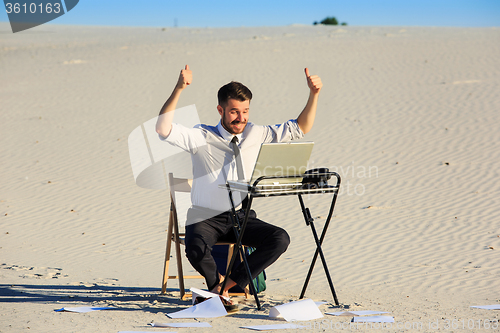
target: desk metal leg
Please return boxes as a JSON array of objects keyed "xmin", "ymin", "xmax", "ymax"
[
  {"xmin": 298, "ymin": 194, "xmax": 339, "ymax": 306},
  {"xmin": 221, "ymin": 192, "xmax": 262, "ymax": 310},
  {"xmin": 299, "ymin": 190, "xmax": 339, "ymax": 300}
]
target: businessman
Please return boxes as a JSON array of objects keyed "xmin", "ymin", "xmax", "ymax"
[{"xmin": 156, "ymin": 65, "xmax": 322, "ymax": 303}]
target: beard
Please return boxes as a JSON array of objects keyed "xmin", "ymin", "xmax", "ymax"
[{"xmin": 221, "ymin": 111, "xmax": 247, "ymax": 134}]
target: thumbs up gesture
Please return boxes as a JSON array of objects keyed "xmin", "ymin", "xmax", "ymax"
[
  {"xmin": 176, "ymin": 65, "xmax": 193, "ymax": 90},
  {"xmin": 304, "ymin": 68, "xmax": 322, "ymax": 94}
]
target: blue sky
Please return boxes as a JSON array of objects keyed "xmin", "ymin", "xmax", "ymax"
[{"xmin": 1, "ymin": 0, "xmax": 499, "ymax": 28}]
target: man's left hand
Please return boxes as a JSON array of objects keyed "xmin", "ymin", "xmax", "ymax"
[{"xmin": 305, "ymin": 68, "xmax": 322, "ymax": 94}]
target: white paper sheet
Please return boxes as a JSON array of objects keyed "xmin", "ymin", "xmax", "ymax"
[
  {"xmin": 55, "ymin": 306, "xmax": 115, "ymax": 313},
  {"xmin": 269, "ymin": 299, "xmax": 323, "ymax": 321},
  {"xmin": 326, "ymin": 310, "xmax": 390, "ymax": 316},
  {"xmin": 352, "ymin": 316, "xmax": 395, "ymax": 323},
  {"xmin": 241, "ymin": 323, "xmax": 305, "ymax": 330},
  {"xmin": 190, "ymin": 287, "xmax": 230, "ymax": 305},
  {"xmin": 149, "ymin": 322, "xmax": 212, "ymax": 328},
  {"xmin": 167, "ymin": 295, "xmax": 227, "ymax": 318},
  {"xmin": 470, "ymin": 304, "xmax": 500, "ymax": 310}
]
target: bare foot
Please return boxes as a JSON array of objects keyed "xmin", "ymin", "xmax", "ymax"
[
  {"xmin": 209, "ymin": 282, "xmax": 231, "ymax": 298},
  {"xmin": 210, "ymin": 275, "xmax": 236, "ymax": 300},
  {"xmin": 209, "ymin": 273, "xmax": 224, "ymax": 294},
  {"xmin": 220, "ymin": 287, "xmax": 230, "ymax": 299},
  {"xmin": 209, "ymin": 282, "xmax": 222, "ymax": 294}
]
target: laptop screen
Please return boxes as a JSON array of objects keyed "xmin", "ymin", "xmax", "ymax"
[{"xmin": 249, "ymin": 142, "xmax": 314, "ymax": 185}]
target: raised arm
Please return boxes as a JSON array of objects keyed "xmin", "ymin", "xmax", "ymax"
[
  {"xmin": 156, "ymin": 65, "xmax": 193, "ymax": 137},
  {"xmin": 296, "ymin": 68, "xmax": 322, "ymax": 134}
]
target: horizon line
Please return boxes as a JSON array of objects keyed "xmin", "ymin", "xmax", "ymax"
[{"xmin": 1, "ymin": 21, "xmax": 498, "ymax": 30}]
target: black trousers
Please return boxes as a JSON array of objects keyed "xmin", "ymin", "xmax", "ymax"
[{"xmin": 184, "ymin": 208, "xmax": 290, "ymax": 291}]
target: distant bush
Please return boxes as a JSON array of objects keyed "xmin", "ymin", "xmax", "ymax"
[{"xmin": 314, "ymin": 17, "xmax": 347, "ymax": 26}]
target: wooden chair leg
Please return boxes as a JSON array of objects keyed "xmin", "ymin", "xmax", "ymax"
[
  {"xmin": 226, "ymin": 244, "xmax": 234, "ymax": 272},
  {"xmin": 239, "ymin": 246, "xmax": 250, "ymax": 299},
  {"xmin": 161, "ymin": 209, "xmax": 175, "ymax": 294},
  {"xmin": 172, "ymin": 204, "xmax": 185, "ymax": 299},
  {"xmin": 225, "ymin": 244, "xmax": 250, "ymax": 298}
]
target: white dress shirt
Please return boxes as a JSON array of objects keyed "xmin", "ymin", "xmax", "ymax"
[{"xmin": 162, "ymin": 118, "xmax": 304, "ymax": 213}]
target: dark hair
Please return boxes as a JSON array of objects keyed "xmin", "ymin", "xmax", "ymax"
[{"xmin": 217, "ymin": 81, "xmax": 252, "ymax": 108}]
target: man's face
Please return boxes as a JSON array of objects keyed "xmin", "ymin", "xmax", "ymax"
[{"xmin": 217, "ymin": 98, "xmax": 250, "ymax": 135}]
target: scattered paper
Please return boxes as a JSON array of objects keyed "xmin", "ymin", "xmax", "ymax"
[
  {"xmin": 149, "ymin": 322, "xmax": 212, "ymax": 328},
  {"xmin": 470, "ymin": 304, "xmax": 500, "ymax": 310},
  {"xmin": 167, "ymin": 295, "xmax": 227, "ymax": 318},
  {"xmin": 190, "ymin": 287, "xmax": 229, "ymax": 305},
  {"xmin": 352, "ymin": 316, "xmax": 394, "ymax": 323},
  {"xmin": 55, "ymin": 306, "xmax": 115, "ymax": 313},
  {"xmin": 269, "ymin": 299, "xmax": 323, "ymax": 321},
  {"xmin": 326, "ymin": 310, "xmax": 390, "ymax": 316},
  {"xmin": 241, "ymin": 323, "xmax": 305, "ymax": 330}
]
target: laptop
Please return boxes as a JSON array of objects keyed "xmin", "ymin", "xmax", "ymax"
[{"xmin": 227, "ymin": 142, "xmax": 314, "ymax": 193}]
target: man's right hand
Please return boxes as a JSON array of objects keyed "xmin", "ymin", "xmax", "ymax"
[
  {"xmin": 176, "ymin": 65, "xmax": 192, "ymax": 90},
  {"xmin": 156, "ymin": 65, "xmax": 192, "ymax": 136}
]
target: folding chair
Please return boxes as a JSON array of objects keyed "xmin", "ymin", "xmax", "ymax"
[{"xmin": 161, "ymin": 173, "xmax": 248, "ymax": 300}]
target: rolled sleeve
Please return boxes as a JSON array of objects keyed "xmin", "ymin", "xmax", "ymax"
[
  {"xmin": 160, "ymin": 123, "xmax": 206, "ymax": 153},
  {"xmin": 263, "ymin": 119, "xmax": 305, "ymax": 143}
]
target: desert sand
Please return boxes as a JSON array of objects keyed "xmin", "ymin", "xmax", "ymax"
[{"xmin": 1, "ymin": 22, "xmax": 499, "ymax": 332}]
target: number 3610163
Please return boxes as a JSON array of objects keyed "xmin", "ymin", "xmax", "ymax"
[{"xmin": 5, "ymin": 3, "xmax": 62, "ymax": 14}]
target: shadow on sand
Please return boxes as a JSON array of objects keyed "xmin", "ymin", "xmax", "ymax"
[
  {"xmin": 0, "ymin": 283, "xmax": 194, "ymax": 314},
  {"xmin": 0, "ymin": 283, "xmax": 273, "ymax": 318}
]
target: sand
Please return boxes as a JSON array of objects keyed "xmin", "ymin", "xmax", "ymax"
[{"xmin": 1, "ymin": 22, "xmax": 499, "ymax": 332}]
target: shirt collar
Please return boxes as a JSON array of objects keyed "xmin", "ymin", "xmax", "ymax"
[{"xmin": 217, "ymin": 121, "xmax": 243, "ymax": 143}]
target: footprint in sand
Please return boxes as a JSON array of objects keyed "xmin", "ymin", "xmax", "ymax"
[{"xmin": 1, "ymin": 264, "xmax": 68, "ymax": 279}]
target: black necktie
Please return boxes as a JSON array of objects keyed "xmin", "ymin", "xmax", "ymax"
[
  {"xmin": 230, "ymin": 136, "xmax": 245, "ymax": 181},
  {"xmin": 230, "ymin": 136, "xmax": 248, "ymax": 209}
]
